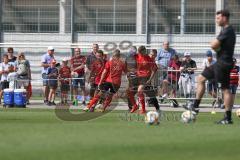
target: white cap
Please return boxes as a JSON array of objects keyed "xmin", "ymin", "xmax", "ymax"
[
  {"xmin": 48, "ymin": 46, "xmax": 54, "ymax": 51},
  {"xmin": 184, "ymin": 52, "xmax": 191, "ymax": 56}
]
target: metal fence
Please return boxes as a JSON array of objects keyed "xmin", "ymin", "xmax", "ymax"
[{"xmin": 1, "ymin": 0, "xmax": 240, "ymax": 34}]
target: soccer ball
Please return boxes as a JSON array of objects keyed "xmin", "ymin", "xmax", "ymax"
[
  {"xmin": 145, "ymin": 111, "xmax": 159, "ymax": 125},
  {"xmin": 236, "ymin": 109, "xmax": 240, "ymax": 117},
  {"xmin": 181, "ymin": 111, "xmax": 197, "ymax": 123}
]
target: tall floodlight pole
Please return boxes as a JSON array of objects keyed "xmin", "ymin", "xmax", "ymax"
[
  {"xmin": 71, "ymin": 0, "xmax": 75, "ymax": 56},
  {"xmin": 0, "ymin": 0, "xmax": 3, "ymax": 60},
  {"xmin": 145, "ymin": 0, "xmax": 150, "ymax": 45},
  {"xmin": 180, "ymin": 0, "xmax": 185, "ymax": 35}
]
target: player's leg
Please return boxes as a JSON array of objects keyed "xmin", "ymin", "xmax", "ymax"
[
  {"xmin": 51, "ymin": 88, "xmax": 56, "ymax": 105},
  {"xmin": 101, "ymin": 83, "xmax": 120, "ymax": 112},
  {"xmin": 84, "ymin": 83, "xmax": 106, "ymax": 111},
  {"xmin": 47, "ymin": 88, "xmax": 53, "ymax": 105},
  {"xmin": 215, "ymin": 63, "xmax": 234, "ymax": 124},
  {"xmin": 191, "ymin": 65, "xmax": 214, "ymax": 111},
  {"xmin": 72, "ymin": 79, "xmax": 78, "ymax": 104},
  {"xmin": 42, "ymin": 73, "xmax": 49, "ymax": 104},
  {"xmin": 79, "ymin": 76, "xmax": 86, "ymax": 105},
  {"xmin": 137, "ymin": 85, "xmax": 146, "ymax": 114}
]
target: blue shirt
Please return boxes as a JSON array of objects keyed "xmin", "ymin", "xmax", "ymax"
[
  {"xmin": 155, "ymin": 48, "xmax": 176, "ymax": 67},
  {"xmin": 41, "ymin": 53, "xmax": 55, "ymax": 74}
]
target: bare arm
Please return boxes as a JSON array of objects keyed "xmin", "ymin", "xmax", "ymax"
[
  {"xmin": 98, "ymin": 69, "xmax": 108, "ymax": 85},
  {"xmin": 210, "ymin": 39, "xmax": 221, "ymax": 52},
  {"xmin": 41, "ymin": 63, "xmax": 50, "ymax": 68}
]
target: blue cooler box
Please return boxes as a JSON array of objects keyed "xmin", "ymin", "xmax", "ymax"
[
  {"xmin": 14, "ymin": 89, "xmax": 27, "ymax": 108},
  {"xmin": 3, "ymin": 88, "xmax": 14, "ymax": 107}
]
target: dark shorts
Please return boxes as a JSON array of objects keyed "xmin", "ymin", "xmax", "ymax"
[
  {"xmin": 72, "ymin": 75, "xmax": 85, "ymax": 88},
  {"xmin": 202, "ymin": 62, "xmax": 233, "ymax": 89},
  {"xmin": 61, "ymin": 83, "xmax": 70, "ymax": 92},
  {"xmin": 1, "ymin": 81, "xmax": 9, "ymax": 90},
  {"xmin": 207, "ymin": 80, "xmax": 217, "ymax": 92},
  {"xmin": 138, "ymin": 77, "xmax": 157, "ymax": 97},
  {"xmin": 127, "ymin": 76, "xmax": 139, "ymax": 91},
  {"xmin": 99, "ymin": 82, "xmax": 120, "ymax": 94},
  {"xmin": 230, "ymin": 84, "xmax": 238, "ymax": 94},
  {"xmin": 42, "ymin": 73, "xmax": 48, "ymax": 86},
  {"xmin": 49, "ymin": 79, "xmax": 58, "ymax": 89}
]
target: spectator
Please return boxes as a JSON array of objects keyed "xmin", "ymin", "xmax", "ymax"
[
  {"xmin": 7, "ymin": 47, "xmax": 17, "ymax": 63},
  {"xmin": 0, "ymin": 54, "xmax": 11, "ymax": 103},
  {"xmin": 202, "ymin": 50, "xmax": 217, "ymax": 107},
  {"xmin": 41, "ymin": 46, "xmax": 55, "ymax": 104},
  {"xmin": 15, "ymin": 52, "xmax": 31, "ymax": 104},
  {"xmin": 229, "ymin": 58, "xmax": 239, "ymax": 107},
  {"xmin": 155, "ymin": 41, "xmax": 176, "ymax": 82},
  {"xmin": 162, "ymin": 54, "xmax": 181, "ymax": 107},
  {"xmin": 86, "ymin": 44, "xmax": 99, "ymax": 99},
  {"xmin": 178, "ymin": 52, "xmax": 197, "ymax": 98},
  {"xmin": 46, "ymin": 59, "xmax": 58, "ymax": 106},
  {"xmin": 70, "ymin": 48, "xmax": 86, "ymax": 105},
  {"xmin": 59, "ymin": 58, "xmax": 71, "ymax": 104}
]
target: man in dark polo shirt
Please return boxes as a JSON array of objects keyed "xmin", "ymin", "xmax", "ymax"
[{"xmin": 191, "ymin": 10, "xmax": 236, "ymax": 124}]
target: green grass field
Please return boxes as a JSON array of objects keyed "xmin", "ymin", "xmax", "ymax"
[{"xmin": 0, "ymin": 108, "xmax": 240, "ymax": 160}]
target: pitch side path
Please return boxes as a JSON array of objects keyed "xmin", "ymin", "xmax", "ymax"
[{"xmin": 5, "ymin": 100, "xmax": 239, "ymax": 112}]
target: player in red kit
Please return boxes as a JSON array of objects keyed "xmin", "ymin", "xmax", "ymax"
[
  {"xmin": 83, "ymin": 49, "xmax": 126, "ymax": 112},
  {"xmin": 88, "ymin": 50, "xmax": 106, "ymax": 96},
  {"xmin": 129, "ymin": 46, "xmax": 158, "ymax": 114},
  {"xmin": 70, "ymin": 48, "xmax": 86, "ymax": 105},
  {"xmin": 59, "ymin": 58, "xmax": 71, "ymax": 104}
]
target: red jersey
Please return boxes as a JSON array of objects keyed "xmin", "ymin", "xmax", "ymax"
[
  {"xmin": 230, "ymin": 66, "xmax": 239, "ymax": 85},
  {"xmin": 135, "ymin": 54, "xmax": 157, "ymax": 77},
  {"xmin": 104, "ymin": 59, "xmax": 126, "ymax": 86},
  {"xmin": 59, "ymin": 66, "xmax": 71, "ymax": 84},
  {"xmin": 70, "ymin": 55, "xmax": 86, "ymax": 75},
  {"xmin": 91, "ymin": 58, "xmax": 106, "ymax": 85},
  {"xmin": 168, "ymin": 59, "xmax": 181, "ymax": 82}
]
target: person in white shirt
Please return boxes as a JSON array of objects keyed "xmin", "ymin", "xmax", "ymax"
[
  {"xmin": 0, "ymin": 54, "xmax": 13, "ymax": 103},
  {"xmin": 202, "ymin": 50, "xmax": 217, "ymax": 107}
]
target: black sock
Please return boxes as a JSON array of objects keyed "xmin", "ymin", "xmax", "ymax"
[
  {"xmin": 193, "ymin": 99, "xmax": 201, "ymax": 108},
  {"xmin": 225, "ymin": 111, "xmax": 232, "ymax": 121}
]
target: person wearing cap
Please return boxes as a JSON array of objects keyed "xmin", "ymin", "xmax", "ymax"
[
  {"xmin": 178, "ymin": 52, "xmax": 197, "ymax": 98},
  {"xmin": 41, "ymin": 46, "xmax": 55, "ymax": 104},
  {"xmin": 202, "ymin": 50, "xmax": 217, "ymax": 107},
  {"xmin": 46, "ymin": 59, "xmax": 58, "ymax": 106},
  {"xmin": 59, "ymin": 58, "xmax": 71, "ymax": 104}
]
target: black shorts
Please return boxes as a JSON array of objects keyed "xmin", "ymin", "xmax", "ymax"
[
  {"xmin": 99, "ymin": 82, "xmax": 120, "ymax": 94},
  {"xmin": 137, "ymin": 77, "xmax": 157, "ymax": 97},
  {"xmin": 1, "ymin": 81, "xmax": 9, "ymax": 90},
  {"xmin": 202, "ymin": 62, "xmax": 233, "ymax": 89},
  {"xmin": 207, "ymin": 80, "xmax": 217, "ymax": 92},
  {"xmin": 229, "ymin": 84, "xmax": 238, "ymax": 94},
  {"xmin": 61, "ymin": 83, "xmax": 70, "ymax": 92},
  {"xmin": 127, "ymin": 76, "xmax": 139, "ymax": 91},
  {"xmin": 49, "ymin": 79, "xmax": 58, "ymax": 89}
]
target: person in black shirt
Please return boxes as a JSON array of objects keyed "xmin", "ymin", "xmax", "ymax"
[
  {"xmin": 192, "ymin": 10, "xmax": 236, "ymax": 124},
  {"xmin": 7, "ymin": 47, "xmax": 17, "ymax": 63},
  {"xmin": 179, "ymin": 52, "xmax": 197, "ymax": 98}
]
